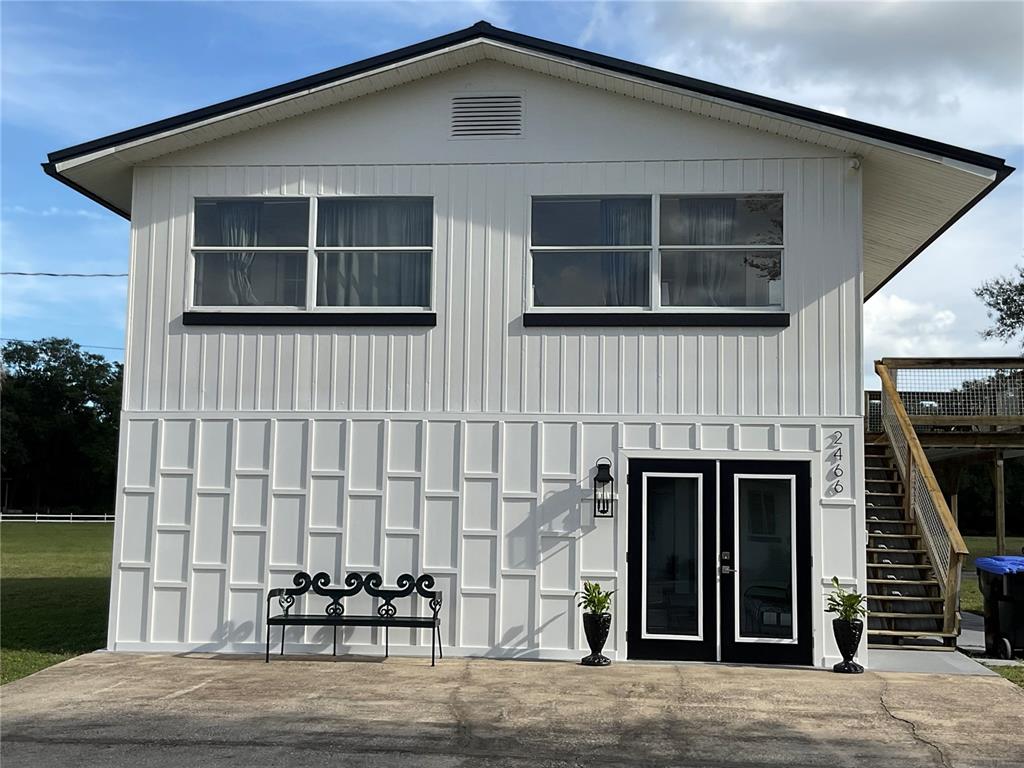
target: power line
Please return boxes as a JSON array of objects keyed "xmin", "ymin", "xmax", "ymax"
[
  {"xmin": 1, "ymin": 271, "xmax": 128, "ymax": 277},
  {"xmin": 0, "ymin": 337, "xmax": 124, "ymax": 351}
]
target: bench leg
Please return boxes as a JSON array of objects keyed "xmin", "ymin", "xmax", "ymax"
[
  {"xmin": 333, "ymin": 625, "xmax": 337, "ymax": 657},
  {"xmin": 280, "ymin": 625, "xmax": 285, "ymax": 657},
  {"xmin": 265, "ymin": 624, "xmax": 270, "ymax": 663},
  {"xmin": 431, "ymin": 624, "xmax": 436, "ymax": 667},
  {"xmin": 437, "ymin": 623, "xmax": 443, "ymax": 660},
  {"xmin": 385, "ymin": 625, "xmax": 389, "ymax": 659}
]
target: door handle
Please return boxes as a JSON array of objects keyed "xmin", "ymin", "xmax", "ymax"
[{"xmin": 721, "ymin": 565, "xmax": 733, "ymax": 575}]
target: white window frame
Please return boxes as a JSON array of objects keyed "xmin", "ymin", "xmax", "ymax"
[
  {"xmin": 526, "ymin": 193, "xmax": 785, "ymax": 314},
  {"xmin": 640, "ymin": 471, "xmax": 705, "ymax": 642},
  {"xmin": 187, "ymin": 195, "xmax": 435, "ymax": 313},
  {"xmin": 732, "ymin": 473, "xmax": 799, "ymax": 645}
]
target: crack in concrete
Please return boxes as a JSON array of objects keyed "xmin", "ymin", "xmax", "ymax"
[
  {"xmin": 447, "ymin": 661, "xmax": 474, "ymax": 749},
  {"xmin": 878, "ymin": 678, "xmax": 951, "ymax": 768}
]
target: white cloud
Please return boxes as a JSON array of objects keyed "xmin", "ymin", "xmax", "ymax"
[
  {"xmin": 579, "ymin": 0, "xmax": 1023, "ymax": 149},
  {"xmin": 863, "ymin": 292, "xmax": 1017, "ymax": 382}
]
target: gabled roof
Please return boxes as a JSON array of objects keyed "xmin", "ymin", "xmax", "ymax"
[{"xmin": 44, "ymin": 20, "xmax": 1013, "ymax": 298}]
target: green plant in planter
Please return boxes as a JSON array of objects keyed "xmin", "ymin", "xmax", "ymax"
[
  {"xmin": 576, "ymin": 581, "xmax": 615, "ymax": 667},
  {"xmin": 825, "ymin": 576, "xmax": 867, "ymax": 621},
  {"xmin": 826, "ymin": 576, "xmax": 867, "ymax": 674},
  {"xmin": 575, "ymin": 581, "xmax": 614, "ymax": 615}
]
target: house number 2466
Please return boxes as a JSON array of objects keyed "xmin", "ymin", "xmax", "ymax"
[{"xmin": 826, "ymin": 430, "xmax": 845, "ymax": 495}]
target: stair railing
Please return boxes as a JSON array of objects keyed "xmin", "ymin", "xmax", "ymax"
[{"xmin": 874, "ymin": 360, "xmax": 969, "ymax": 635}]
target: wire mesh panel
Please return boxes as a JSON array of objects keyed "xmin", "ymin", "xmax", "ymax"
[
  {"xmin": 864, "ymin": 390, "xmax": 882, "ymax": 433},
  {"xmin": 891, "ymin": 363, "xmax": 1024, "ymax": 430}
]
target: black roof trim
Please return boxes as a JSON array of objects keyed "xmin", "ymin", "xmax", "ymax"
[{"xmin": 48, "ymin": 20, "xmax": 1010, "ymax": 174}]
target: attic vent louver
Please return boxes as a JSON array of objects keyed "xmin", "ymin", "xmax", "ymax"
[{"xmin": 450, "ymin": 94, "xmax": 523, "ymax": 138}]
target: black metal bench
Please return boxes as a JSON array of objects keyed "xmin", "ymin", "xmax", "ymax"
[{"xmin": 266, "ymin": 571, "xmax": 444, "ymax": 665}]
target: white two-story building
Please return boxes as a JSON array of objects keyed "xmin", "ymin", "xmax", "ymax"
[{"xmin": 45, "ymin": 22, "xmax": 1012, "ymax": 667}]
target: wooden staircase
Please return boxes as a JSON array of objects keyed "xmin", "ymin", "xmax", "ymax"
[{"xmin": 864, "ymin": 443, "xmax": 958, "ymax": 650}]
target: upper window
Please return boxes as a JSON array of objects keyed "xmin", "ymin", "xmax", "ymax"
[
  {"xmin": 529, "ymin": 194, "xmax": 783, "ymax": 311},
  {"xmin": 531, "ymin": 197, "xmax": 651, "ymax": 307},
  {"xmin": 190, "ymin": 197, "xmax": 433, "ymax": 310},
  {"xmin": 193, "ymin": 199, "xmax": 309, "ymax": 307},
  {"xmin": 316, "ymin": 198, "xmax": 432, "ymax": 308},
  {"xmin": 660, "ymin": 195, "xmax": 783, "ymax": 309}
]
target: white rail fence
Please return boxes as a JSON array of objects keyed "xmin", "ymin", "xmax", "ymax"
[{"xmin": 0, "ymin": 512, "xmax": 114, "ymax": 523}]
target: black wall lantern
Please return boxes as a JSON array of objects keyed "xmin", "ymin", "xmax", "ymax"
[{"xmin": 593, "ymin": 457, "xmax": 615, "ymax": 519}]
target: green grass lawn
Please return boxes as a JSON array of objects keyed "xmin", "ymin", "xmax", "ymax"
[
  {"xmin": 960, "ymin": 536, "xmax": 1024, "ymax": 615},
  {"xmin": 1, "ymin": 523, "xmax": 113, "ymax": 684},
  {"xmin": 990, "ymin": 664, "xmax": 1024, "ymax": 689}
]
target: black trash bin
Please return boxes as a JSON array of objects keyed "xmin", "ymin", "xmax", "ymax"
[{"xmin": 975, "ymin": 556, "xmax": 1024, "ymax": 659}]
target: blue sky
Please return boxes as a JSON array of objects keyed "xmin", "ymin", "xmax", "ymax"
[{"xmin": 2, "ymin": 1, "xmax": 1021, "ymax": 372}]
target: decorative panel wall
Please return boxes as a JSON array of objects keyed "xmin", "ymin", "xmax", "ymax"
[{"xmin": 111, "ymin": 412, "xmax": 864, "ymax": 663}]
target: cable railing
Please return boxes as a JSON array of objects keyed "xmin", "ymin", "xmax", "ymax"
[{"xmin": 875, "ymin": 360, "xmax": 968, "ymax": 635}]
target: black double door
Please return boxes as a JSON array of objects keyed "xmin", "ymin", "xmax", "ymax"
[{"xmin": 626, "ymin": 459, "xmax": 812, "ymax": 665}]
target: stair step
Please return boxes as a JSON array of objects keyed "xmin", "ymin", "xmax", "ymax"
[
  {"xmin": 867, "ymin": 492, "xmax": 904, "ymax": 498},
  {"xmin": 868, "ymin": 643, "xmax": 955, "ymax": 652},
  {"xmin": 867, "ymin": 629, "xmax": 957, "ymax": 638},
  {"xmin": 867, "ymin": 563, "xmax": 934, "ymax": 570},
  {"xmin": 865, "ymin": 505, "xmax": 904, "ymax": 510},
  {"xmin": 867, "ymin": 548, "xmax": 928, "ymax": 554},
  {"xmin": 867, "ymin": 578, "xmax": 939, "ymax": 586},
  {"xmin": 868, "ymin": 612, "xmax": 944, "ymax": 619},
  {"xmin": 864, "ymin": 520, "xmax": 913, "ymax": 528},
  {"xmin": 868, "ymin": 532, "xmax": 921, "ymax": 539},
  {"xmin": 868, "ymin": 594, "xmax": 943, "ymax": 602}
]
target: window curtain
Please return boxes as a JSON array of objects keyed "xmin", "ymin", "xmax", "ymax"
[
  {"xmin": 665, "ymin": 198, "xmax": 742, "ymax": 306},
  {"xmin": 317, "ymin": 201, "xmax": 430, "ymax": 306},
  {"xmin": 214, "ymin": 202, "xmax": 260, "ymax": 305},
  {"xmin": 600, "ymin": 198, "xmax": 650, "ymax": 306}
]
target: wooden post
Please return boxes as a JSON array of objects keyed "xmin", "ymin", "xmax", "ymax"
[{"xmin": 995, "ymin": 451, "xmax": 1006, "ymax": 555}]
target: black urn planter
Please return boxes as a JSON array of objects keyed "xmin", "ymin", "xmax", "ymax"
[
  {"xmin": 832, "ymin": 618, "xmax": 864, "ymax": 673},
  {"xmin": 581, "ymin": 612, "xmax": 612, "ymax": 666}
]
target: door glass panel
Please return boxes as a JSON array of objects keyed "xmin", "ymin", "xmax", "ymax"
[
  {"xmin": 737, "ymin": 478, "xmax": 794, "ymax": 639},
  {"xmin": 645, "ymin": 476, "xmax": 700, "ymax": 637}
]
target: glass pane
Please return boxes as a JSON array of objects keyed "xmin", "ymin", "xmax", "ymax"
[
  {"xmin": 317, "ymin": 198, "xmax": 432, "ymax": 247},
  {"xmin": 645, "ymin": 476, "xmax": 700, "ymax": 636},
  {"xmin": 660, "ymin": 195, "xmax": 783, "ymax": 246},
  {"xmin": 316, "ymin": 251, "xmax": 430, "ymax": 307},
  {"xmin": 660, "ymin": 250, "xmax": 782, "ymax": 307},
  {"xmin": 532, "ymin": 251, "xmax": 650, "ymax": 307},
  {"xmin": 738, "ymin": 478, "xmax": 794, "ymax": 639},
  {"xmin": 532, "ymin": 197, "xmax": 651, "ymax": 246},
  {"xmin": 194, "ymin": 199, "xmax": 309, "ymax": 247},
  {"xmin": 193, "ymin": 252, "xmax": 306, "ymax": 306}
]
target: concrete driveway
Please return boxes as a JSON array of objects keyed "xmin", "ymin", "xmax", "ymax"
[{"xmin": 2, "ymin": 652, "xmax": 1022, "ymax": 768}]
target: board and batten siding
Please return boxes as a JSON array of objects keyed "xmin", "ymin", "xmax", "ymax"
[{"xmin": 124, "ymin": 157, "xmax": 863, "ymax": 419}]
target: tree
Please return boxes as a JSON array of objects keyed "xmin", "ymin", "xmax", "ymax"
[
  {"xmin": 975, "ymin": 263, "xmax": 1024, "ymax": 349},
  {"xmin": 1, "ymin": 338, "xmax": 122, "ymax": 514}
]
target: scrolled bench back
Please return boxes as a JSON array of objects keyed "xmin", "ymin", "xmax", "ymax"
[{"xmin": 267, "ymin": 571, "xmax": 443, "ymax": 619}]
